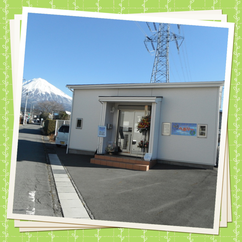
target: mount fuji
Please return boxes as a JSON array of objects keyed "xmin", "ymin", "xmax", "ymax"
[{"xmin": 21, "ymin": 78, "xmax": 72, "ymax": 112}]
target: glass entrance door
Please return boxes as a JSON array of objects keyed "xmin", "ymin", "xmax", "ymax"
[{"xmin": 117, "ymin": 109, "xmax": 146, "ymax": 156}]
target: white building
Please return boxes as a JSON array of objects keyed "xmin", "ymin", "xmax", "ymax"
[{"xmin": 66, "ymin": 81, "xmax": 223, "ymax": 167}]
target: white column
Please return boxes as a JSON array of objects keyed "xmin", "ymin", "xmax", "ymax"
[
  {"xmin": 149, "ymin": 99, "xmax": 162, "ymax": 160},
  {"xmin": 97, "ymin": 102, "xmax": 107, "ymax": 154},
  {"xmin": 148, "ymin": 102, "xmax": 156, "ymax": 158}
]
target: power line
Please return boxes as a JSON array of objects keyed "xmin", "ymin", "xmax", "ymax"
[
  {"xmin": 134, "ymin": 21, "xmax": 148, "ymax": 37},
  {"xmin": 181, "ymin": 46, "xmax": 191, "ymax": 82},
  {"xmin": 170, "ymin": 24, "xmax": 190, "ymax": 82},
  {"xmin": 181, "ymin": 28, "xmax": 192, "ymax": 81},
  {"xmin": 170, "ymin": 50, "xmax": 182, "ymax": 82},
  {"xmin": 178, "ymin": 52, "xmax": 187, "ymax": 82}
]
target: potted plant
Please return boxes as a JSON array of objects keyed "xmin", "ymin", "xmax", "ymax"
[
  {"xmin": 137, "ymin": 115, "xmax": 151, "ymax": 134},
  {"xmin": 105, "ymin": 142, "xmax": 121, "ymax": 155},
  {"xmin": 137, "ymin": 140, "xmax": 149, "ymax": 152},
  {"xmin": 137, "ymin": 115, "xmax": 150, "ymax": 153}
]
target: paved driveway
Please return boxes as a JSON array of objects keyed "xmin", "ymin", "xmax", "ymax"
[{"xmin": 55, "ymin": 146, "xmax": 217, "ymax": 228}]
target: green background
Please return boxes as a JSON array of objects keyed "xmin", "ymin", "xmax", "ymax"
[{"xmin": 1, "ymin": 0, "xmax": 241, "ymax": 241}]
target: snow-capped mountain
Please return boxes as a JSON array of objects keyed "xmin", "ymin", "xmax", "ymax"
[{"xmin": 21, "ymin": 78, "xmax": 72, "ymax": 111}]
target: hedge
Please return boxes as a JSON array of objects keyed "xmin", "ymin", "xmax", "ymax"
[{"xmin": 43, "ymin": 119, "xmax": 56, "ymax": 135}]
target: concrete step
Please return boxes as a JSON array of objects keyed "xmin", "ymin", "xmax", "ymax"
[
  {"xmin": 94, "ymin": 154, "xmax": 153, "ymax": 165},
  {"xmin": 90, "ymin": 155, "xmax": 157, "ymax": 171},
  {"xmin": 90, "ymin": 158, "xmax": 149, "ymax": 171}
]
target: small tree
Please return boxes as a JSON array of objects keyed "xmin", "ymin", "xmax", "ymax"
[
  {"xmin": 39, "ymin": 112, "xmax": 49, "ymax": 121},
  {"xmin": 35, "ymin": 100, "xmax": 65, "ymax": 120},
  {"xmin": 58, "ymin": 111, "xmax": 70, "ymax": 120}
]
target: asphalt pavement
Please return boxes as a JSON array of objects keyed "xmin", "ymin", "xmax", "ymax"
[
  {"xmin": 49, "ymin": 139, "xmax": 218, "ymax": 229},
  {"xmin": 13, "ymin": 124, "xmax": 62, "ymax": 217}
]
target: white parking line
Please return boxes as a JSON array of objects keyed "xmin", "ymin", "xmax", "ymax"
[{"xmin": 26, "ymin": 191, "xmax": 36, "ymax": 215}]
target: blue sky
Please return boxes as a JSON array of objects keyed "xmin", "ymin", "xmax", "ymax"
[{"xmin": 23, "ymin": 13, "xmax": 229, "ymax": 97}]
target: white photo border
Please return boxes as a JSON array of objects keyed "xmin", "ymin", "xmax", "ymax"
[{"xmin": 7, "ymin": 7, "xmax": 234, "ymax": 235}]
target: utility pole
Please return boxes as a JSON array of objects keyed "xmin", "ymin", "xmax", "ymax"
[
  {"xmin": 32, "ymin": 105, "xmax": 34, "ymax": 121},
  {"xmin": 23, "ymin": 91, "xmax": 29, "ymax": 125},
  {"xmin": 144, "ymin": 23, "xmax": 184, "ymax": 83}
]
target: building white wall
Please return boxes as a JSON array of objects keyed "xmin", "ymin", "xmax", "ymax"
[
  {"xmin": 68, "ymin": 84, "xmax": 221, "ymax": 166},
  {"xmin": 152, "ymin": 87, "xmax": 220, "ymax": 165},
  {"xmin": 69, "ymin": 89, "xmax": 117, "ymax": 153}
]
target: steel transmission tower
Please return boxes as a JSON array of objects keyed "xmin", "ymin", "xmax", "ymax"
[{"xmin": 144, "ymin": 23, "xmax": 184, "ymax": 83}]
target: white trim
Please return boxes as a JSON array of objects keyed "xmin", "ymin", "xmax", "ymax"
[
  {"xmin": 23, "ymin": 7, "xmax": 234, "ymax": 30},
  {"xmin": 67, "ymin": 81, "xmax": 224, "ymax": 91}
]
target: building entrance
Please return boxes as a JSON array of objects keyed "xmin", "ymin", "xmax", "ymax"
[{"xmin": 117, "ymin": 107, "xmax": 150, "ymax": 156}]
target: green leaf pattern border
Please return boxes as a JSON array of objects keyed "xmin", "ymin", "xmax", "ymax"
[{"xmin": 0, "ymin": 0, "xmax": 241, "ymax": 241}]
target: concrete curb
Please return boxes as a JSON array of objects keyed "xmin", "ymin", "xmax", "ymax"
[
  {"xmin": 48, "ymin": 154, "xmax": 91, "ymax": 219},
  {"xmin": 41, "ymin": 130, "xmax": 92, "ymax": 219}
]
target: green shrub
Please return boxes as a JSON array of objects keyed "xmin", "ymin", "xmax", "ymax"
[{"xmin": 44, "ymin": 120, "xmax": 56, "ymax": 135}]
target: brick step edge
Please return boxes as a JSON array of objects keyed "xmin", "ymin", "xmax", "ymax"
[
  {"xmin": 91, "ymin": 158, "xmax": 149, "ymax": 171},
  {"xmin": 94, "ymin": 154, "xmax": 156, "ymax": 167}
]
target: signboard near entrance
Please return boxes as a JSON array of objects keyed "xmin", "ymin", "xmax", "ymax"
[
  {"xmin": 98, "ymin": 126, "xmax": 106, "ymax": 137},
  {"xmin": 162, "ymin": 122, "xmax": 171, "ymax": 136},
  {"xmin": 171, "ymin": 123, "xmax": 197, "ymax": 136}
]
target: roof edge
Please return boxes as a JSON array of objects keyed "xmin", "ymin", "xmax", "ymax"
[{"xmin": 66, "ymin": 81, "xmax": 224, "ymax": 90}]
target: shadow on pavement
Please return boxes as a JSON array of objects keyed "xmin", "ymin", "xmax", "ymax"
[
  {"xmin": 55, "ymin": 145, "xmax": 205, "ymax": 170},
  {"xmin": 19, "ymin": 125, "xmax": 43, "ymax": 135}
]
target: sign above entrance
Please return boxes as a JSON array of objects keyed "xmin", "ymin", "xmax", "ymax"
[
  {"xmin": 171, "ymin": 123, "xmax": 197, "ymax": 136},
  {"xmin": 98, "ymin": 126, "xmax": 106, "ymax": 137}
]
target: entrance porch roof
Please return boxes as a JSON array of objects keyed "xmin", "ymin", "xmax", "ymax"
[{"xmin": 98, "ymin": 96, "xmax": 163, "ymax": 103}]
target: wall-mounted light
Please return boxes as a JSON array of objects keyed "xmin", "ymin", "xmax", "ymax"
[{"xmin": 110, "ymin": 107, "xmax": 115, "ymax": 113}]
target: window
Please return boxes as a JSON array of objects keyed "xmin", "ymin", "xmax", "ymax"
[
  {"xmin": 76, "ymin": 118, "xmax": 83, "ymax": 129},
  {"xmin": 197, "ymin": 124, "xmax": 207, "ymax": 138},
  {"xmin": 59, "ymin": 125, "xmax": 69, "ymax": 133}
]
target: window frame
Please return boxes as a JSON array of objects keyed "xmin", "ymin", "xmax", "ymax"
[
  {"xmin": 76, "ymin": 118, "xmax": 83, "ymax": 129},
  {"xmin": 197, "ymin": 124, "xmax": 208, "ymax": 138}
]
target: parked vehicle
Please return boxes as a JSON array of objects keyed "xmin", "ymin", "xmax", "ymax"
[{"xmin": 55, "ymin": 125, "xmax": 69, "ymax": 146}]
